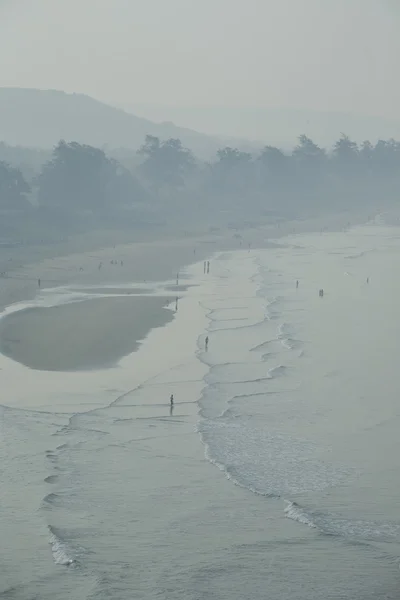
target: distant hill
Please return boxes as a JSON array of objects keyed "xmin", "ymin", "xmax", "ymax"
[
  {"xmin": 120, "ymin": 103, "xmax": 400, "ymax": 150},
  {"xmin": 0, "ymin": 88, "xmax": 237, "ymax": 158}
]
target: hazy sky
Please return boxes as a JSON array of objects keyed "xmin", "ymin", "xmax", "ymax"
[{"xmin": 0, "ymin": 0, "xmax": 399, "ymax": 119}]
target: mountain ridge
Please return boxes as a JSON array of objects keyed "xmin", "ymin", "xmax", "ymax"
[{"xmin": 0, "ymin": 87, "xmax": 241, "ymax": 158}]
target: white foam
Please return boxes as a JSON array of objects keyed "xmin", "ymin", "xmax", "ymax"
[
  {"xmin": 284, "ymin": 502, "xmax": 316, "ymax": 528},
  {"xmin": 49, "ymin": 530, "xmax": 75, "ymax": 566}
]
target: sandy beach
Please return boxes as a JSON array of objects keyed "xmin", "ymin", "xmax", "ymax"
[{"xmin": 0, "ymin": 207, "xmax": 375, "ymax": 374}]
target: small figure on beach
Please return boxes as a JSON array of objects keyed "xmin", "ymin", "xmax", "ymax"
[
  {"xmin": 170, "ymin": 394, "xmax": 174, "ymax": 406},
  {"xmin": 203, "ymin": 261, "xmax": 206, "ymax": 274},
  {"xmin": 205, "ymin": 336, "xmax": 209, "ymax": 351},
  {"xmin": 319, "ymin": 288, "xmax": 324, "ymax": 297},
  {"xmin": 175, "ymin": 297, "xmax": 178, "ymax": 312},
  {"xmin": 296, "ymin": 280, "xmax": 299, "ymax": 289},
  {"xmin": 38, "ymin": 278, "xmax": 41, "ymax": 288},
  {"xmin": 207, "ymin": 261, "xmax": 210, "ymax": 274},
  {"xmin": 366, "ymin": 277, "xmax": 369, "ymax": 284}
]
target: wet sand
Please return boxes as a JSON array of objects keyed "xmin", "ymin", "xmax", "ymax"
[
  {"xmin": 0, "ymin": 207, "xmax": 374, "ymax": 314},
  {"xmin": 0, "ymin": 295, "xmax": 173, "ymax": 371},
  {"xmin": 0, "ymin": 208, "xmax": 376, "ymax": 375}
]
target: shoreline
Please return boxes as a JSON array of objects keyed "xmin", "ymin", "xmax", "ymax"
[
  {"xmin": 1, "ymin": 216, "xmax": 399, "ymax": 599},
  {"xmin": 0, "ymin": 207, "xmax": 376, "ymax": 312},
  {"xmin": 0, "ymin": 207, "xmax": 377, "ymax": 373}
]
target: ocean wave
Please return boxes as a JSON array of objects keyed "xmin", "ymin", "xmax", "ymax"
[
  {"xmin": 284, "ymin": 502, "xmax": 316, "ymax": 528},
  {"xmin": 284, "ymin": 501, "xmax": 400, "ymax": 542},
  {"xmin": 48, "ymin": 526, "xmax": 76, "ymax": 566},
  {"xmin": 200, "ymin": 421, "xmax": 350, "ymax": 497},
  {"xmin": 44, "ymin": 474, "xmax": 58, "ymax": 484},
  {"xmin": 43, "ymin": 492, "xmax": 60, "ymax": 507},
  {"xmin": 267, "ymin": 365, "xmax": 287, "ymax": 378},
  {"xmin": 281, "ymin": 337, "xmax": 296, "ymax": 350},
  {"xmin": 345, "ymin": 248, "xmax": 375, "ymax": 260},
  {"xmin": 277, "ymin": 322, "xmax": 295, "ymax": 338},
  {"xmin": 250, "ymin": 340, "xmax": 273, "ymax": 353}
]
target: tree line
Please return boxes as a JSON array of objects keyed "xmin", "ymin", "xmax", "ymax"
[{"xmin": 1, "ymin": 133, "xmax": 400, "ymax": 218}]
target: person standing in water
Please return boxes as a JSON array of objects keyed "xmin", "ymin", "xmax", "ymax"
[{"xmin": 205, "ymin": 336, "xmax": 209, "ymax": 351}]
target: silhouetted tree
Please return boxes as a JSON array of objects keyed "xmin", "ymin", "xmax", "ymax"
[
  {"xmin": 208, "ymin": 147, "xmax": 253, "ymax": 195},
  {"xmin": 258, "ymin": 146, "xmax": 291, "ymax": 185},
  {"xmin": 37, "ymin": 141, "xmax": 143, "ymax": 209},
  {"xmin": 372, "ymin": 139, "xmax": 400, "ymax": 173},
  {"xmin": 292, "ymin": 135, "xmax": 327, "ymax": 170},
  {"xmin": 138, "ymin": 135, "xmax": 195, "ymax": 189},
  {"xmin": 0, "ymin": 161, "xmax": 30, "ymax": 209},
  {"xmin": 333, "ymin": 134, "xmax": 359, "ymax": 165},
  {"xmin": 360, "ymin": 140, "xmax": 374, "ymax": 166}
]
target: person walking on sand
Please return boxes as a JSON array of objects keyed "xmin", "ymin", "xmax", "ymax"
[
  {"xmin": 205, "ymin": 336, "xmax": 209, "ymax": 351},
  {"xmin": 170, "ymin": 394, "xmax": 174, "ymax": 406}
]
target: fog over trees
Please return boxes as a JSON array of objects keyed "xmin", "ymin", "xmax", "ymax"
[{"xmin": 1, "ymin": 132, "xmax": 400, "ymax": 241}]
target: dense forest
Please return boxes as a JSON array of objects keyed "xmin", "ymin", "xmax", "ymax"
[{"xmin": 1, "ymin": 133, "xmax": 400, "ymax": 240}]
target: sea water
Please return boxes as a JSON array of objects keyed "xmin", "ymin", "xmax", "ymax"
[{"xmin": 1, "ymin": 220, "xmax": 400, "ymax": 599}]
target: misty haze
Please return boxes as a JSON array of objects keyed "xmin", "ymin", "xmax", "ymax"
[{"xmin": 1, "ymin": 1, "xmax": 400, "ymax": 599}]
